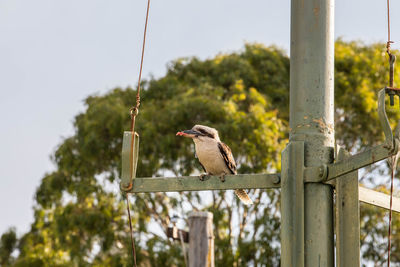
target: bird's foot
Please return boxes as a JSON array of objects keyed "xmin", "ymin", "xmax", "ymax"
[
  {"xmin": 219, "ymin": 174, "xmax": 226, "ymax": 183},
  {"xmin": 199, "ymin": 173, "xmax": 210, "ymax": 181}
]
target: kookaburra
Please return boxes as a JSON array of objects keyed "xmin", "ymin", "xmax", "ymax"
[{"xmin": 176, "ymin": 125, "xmax": 253, "ymax": 205}]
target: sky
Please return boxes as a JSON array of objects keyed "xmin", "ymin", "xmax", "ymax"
[{"xmin": 0, "ymin": 0, "xmax": 400, "ymax": 236}]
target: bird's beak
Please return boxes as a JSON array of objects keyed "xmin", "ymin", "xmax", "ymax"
[{"xmin": 176, "ymin": 129, "xmax": 202, "ymax": 138}]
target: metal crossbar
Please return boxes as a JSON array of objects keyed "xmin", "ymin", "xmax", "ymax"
[
  {"xmin": 123, "ymin": 173, "xmax": 281, "ymax": 193},
  {"xmin": 326, "ymin": 143, "xmax": 398, "ymax": 181},
  {"xmin": 359, "ymin": 186, "xmax": 400, "ymax": 213}
]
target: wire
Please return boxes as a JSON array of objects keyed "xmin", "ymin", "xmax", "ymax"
[
  {"xmin": 126, "ymin": 194, "xmax": 137, "ymax": 267},
  {"xmin": 387, "ymin": 153, "xmax": 398, "ymax": 267},
  {"xmin": 386, "ymin": 0, "xmax": 393, "ymax": 54},
  {"xmin": 126, "ymin": 1, "xmax": 151, "ymax": 266},
  {"xmin": 386, "ymin": 1, "xmax": 396, "ymax": 266},
  {"xmin": 387, "ymin": 161, "xmax": 394, "ymax": 267},
  {"xmin": 129, "ymin": 0, "xmax": 150, "ymax": 189},
  {"xmin": 387, "ymin": 155, "xmax": 396, "ymax": 267},
  {"xmin": 131, "ymin": 0, "xmax": 151, "ymax": 131}
]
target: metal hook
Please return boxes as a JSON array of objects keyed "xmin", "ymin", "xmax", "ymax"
[
  {"xmin": 130, "ymin": 107, "xmax": 139, "ymax": 117},
  {"xmin": 389, "ymin": 53, "xmax": 396, "ymax": 88},
  {"xmin": 387, "ymin": 54, "xmax": 397, "ymax": 106},
  {"xmin": 378, "ymin": 88, "xmax": 400, "ymax": 150}
]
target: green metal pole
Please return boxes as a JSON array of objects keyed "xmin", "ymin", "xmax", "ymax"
[
  {"xmin": 335, "ymin": 148, "xmax": 360, "ymax": 267},
  {"xmin": 285, "ymin": 0, "xmax": 335, "ymax": 266},
  {"xmin": 281, "ymin": 141, "xmax": 305, "ymax": 267}
]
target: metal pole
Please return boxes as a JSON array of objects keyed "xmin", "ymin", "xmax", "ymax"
[
  {"xmin": 281, "ymin": 141, "xmax": 305, "ymax": 267},
  {"xmin": 284, "ymin": 0, "xmax": 335, "ymax": 266},
  {"xmin": 335, "ymin": 148, "xmax": 360, "ymax": 267},
  {"xmin": 188, "ymin": 212, "xmax": 214, "ymax": 267}
]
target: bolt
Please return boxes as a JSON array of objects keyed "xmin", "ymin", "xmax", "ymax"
[
  {"xmin": 319, "ymin": 166, "xmax": 325, "ymax": 177},
  {"xmin": 274, "ymin": 175, "xmax": 281, "ymax": 184}
]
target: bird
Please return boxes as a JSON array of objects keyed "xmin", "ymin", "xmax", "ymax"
[{"xmin": 176, "ymin": 125, "xmax": 253, "ymax": 205}]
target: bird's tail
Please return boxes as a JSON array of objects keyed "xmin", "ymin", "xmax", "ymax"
[{"xmin": 234, "ymin": 189, "xmax": 253, "ymax": 205}]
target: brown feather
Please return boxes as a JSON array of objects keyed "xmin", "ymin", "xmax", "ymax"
[
  {"xmin": 218, "ymin": 142, "xmax": 237, "ymax": 175},
  {"xmin": 235, "ymin": 189, "xmax": 253, "ymax": 205}
]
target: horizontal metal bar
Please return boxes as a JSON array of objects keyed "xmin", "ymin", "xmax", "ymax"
[
  {"xmin": 359, "ymin": 186, "xmax": 400, "ymax": 213},
  {"xmin": 326, "ymin": 143, "xmax": 397, "ymax": 181},
  {"xmin": 125, "ymin": 173, "xmax": 281, "ymax": 193}
]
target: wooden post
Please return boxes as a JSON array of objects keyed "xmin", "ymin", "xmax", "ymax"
[{"xmin": 188, "ymin": 212, "xmax": 214, "ymax": 267}]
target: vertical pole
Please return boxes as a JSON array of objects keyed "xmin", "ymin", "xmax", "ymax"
[
  {"xmin": 335, "ymin": 148, "xmax": 360, "ymax": 267},
  {"xmin": 281, "ymin": 141, "xmax": 305, "ymax": 267},
  {"xmin": 284, "ymin": 0, "xmax": 335, "ymax": 266},
  {"xmin": 188, "ymin": 212, "xmax": 214, "ymax": 267}
]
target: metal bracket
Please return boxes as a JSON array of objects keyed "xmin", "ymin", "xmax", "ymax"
[
  {"xmin": 120, "ymin": 131, "xmax": 140, "ymax": 192},
  {"xmin": 378, "ymin": 88, "xmax": 400, "ymax": 150},
  {"xmin": 309, "ymin": 89, "xmax": 400, "ymax": 182},
  {"xmin": 303, "ymin": 165, "xmax": 327, "ymax": 183}
]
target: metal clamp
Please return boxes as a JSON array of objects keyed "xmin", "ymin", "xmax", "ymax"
[
  {"xmin": 306, "ymin": 88, "xmax": 400, "ymax": 183},
  {"xmin": 378, "ymin": 88, "xmax": 400, "ymax": 151},
  {"xmin": 316, "ymin": 90, "xmax": 400, "ymax": 182},
  {"xmin": 385, "ymin": 53, "xmax": 400, "ymax": 106},
  {"xmin": 389, "ymin": 54, "xmax": 396, "ymax": 88},
  {"xmin": 120, "ymin": 131, "xmax": 140, "ymax": 192}
]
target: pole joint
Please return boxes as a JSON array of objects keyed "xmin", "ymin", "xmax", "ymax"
[{"xmin": 303, "ymin": 165, "xmax": 328, "ymax": 183}]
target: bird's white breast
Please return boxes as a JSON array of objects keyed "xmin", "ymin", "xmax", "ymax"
[{"xmin": 193, "ymin": 138, "xmax": 230, "ymax": 175}]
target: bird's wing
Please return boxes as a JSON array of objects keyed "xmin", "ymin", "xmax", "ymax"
[
  {"xmin": 218, "ymin": 142, "xmax": 237, "ymax": 175},
  {"xmin": 195, "ymin": 152, "xmax": 207, "ymax": 173}
]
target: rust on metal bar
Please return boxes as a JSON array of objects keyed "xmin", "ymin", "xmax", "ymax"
[{"xmin": 385, "ymin": 87, "xmax": 400, "ymax": 91}]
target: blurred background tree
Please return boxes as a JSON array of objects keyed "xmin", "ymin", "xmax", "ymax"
[{"xmin": 1, "ymin": 41, "xmax": 399, "ymax": 266}]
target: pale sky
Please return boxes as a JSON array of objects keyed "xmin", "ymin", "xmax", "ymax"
[{"xmin": 1, "ymin": 0, "xmax": 399, "ymax": 235}]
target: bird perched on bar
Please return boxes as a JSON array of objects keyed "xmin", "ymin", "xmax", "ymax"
[{"xmin": 176, "ymin": 125, "xmax": 253, "ymax": 205}]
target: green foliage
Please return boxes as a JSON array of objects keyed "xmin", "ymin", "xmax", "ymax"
[
  {"xmin": 1, "ymin": 41, "xmax": 400, "ymax": 266},
  {"xmin": 335, "ymin": 39, "xmax": 400, "ymax": 148},
  {"xmin": 0, "ymin": 228, "xmax": 17, "ymax": 266}
]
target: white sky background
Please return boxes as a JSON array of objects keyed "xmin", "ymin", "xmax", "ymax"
[{"xmin": 0, "ymin": 0, "xmax": 400, "ymax": 236}]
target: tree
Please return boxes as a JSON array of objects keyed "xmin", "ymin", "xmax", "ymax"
[
  {"xmin": 0, "ymin": 228, "xmax": 17, "ymax": 266},
  {"xmin": 1, "ymin": 41, "xmax": 399, "ymax": 266}
]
